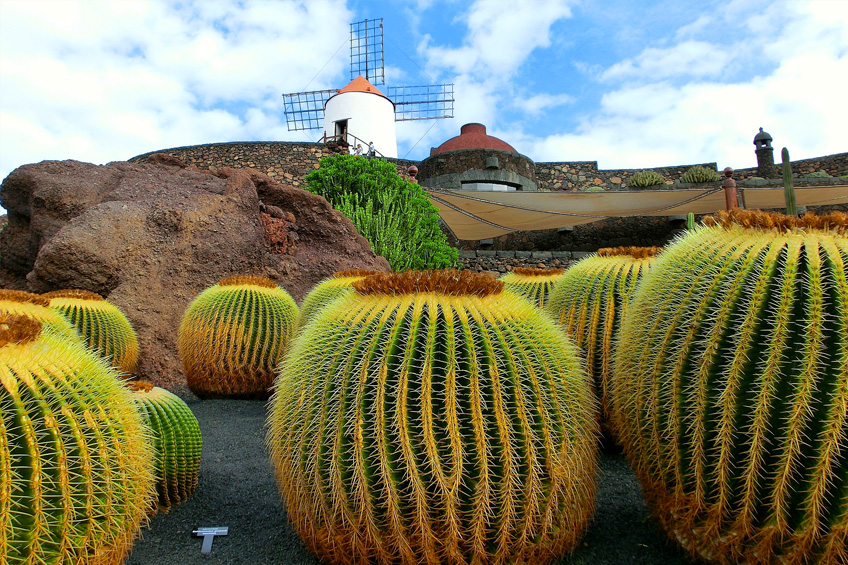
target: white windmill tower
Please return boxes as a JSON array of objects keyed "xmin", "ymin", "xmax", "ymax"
[{"xmin": 283, "ymin": 19, "xmax": 454, "ymax": 159}]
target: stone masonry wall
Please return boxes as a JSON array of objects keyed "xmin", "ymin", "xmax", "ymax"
[
  {"xmin": 534, "ymin": 161, "xmax": 719, "ymax": 191},
  {"xmin": 417, "ymin": 148, "xmax": 537, "ymax": 187},
  {"xmin": 734, "ymin": 151, "xmax": 848, "ymax": 179}
]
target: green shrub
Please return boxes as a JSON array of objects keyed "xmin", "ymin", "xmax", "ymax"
[
  {"xmin": 584, "ymin": 185, "xmax": 605, "ymax": 192},
  {"xmin": 747, "ymin": 176, "xmax": 765, "ymax": 181},
  {"xmin": 627, "ymin": 170, "xmax": 666, "ymax": 188},
  {"xmin": 805, "ymin": 170, "xmax": 831, "ymax": 178},
  {"xmin": 680, "ymin": 165, "xmax": 721, "ymax": 183},
  {"xmin": 305, "ymin": 154, "xmax": 458, "ymax": 270}
]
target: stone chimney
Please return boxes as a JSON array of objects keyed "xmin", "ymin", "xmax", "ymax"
[{"xmin": 754, "ymin": 127, "xmax": 775, "ymax": 178}]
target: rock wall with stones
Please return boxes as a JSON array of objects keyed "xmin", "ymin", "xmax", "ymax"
[
  {"xmin": 533, "ymin": 161, "xmax": 720, "ymax": 191},
  {"xmin": 733, "ymin": 151, "xmax": 848, "ymax": 179},
  {"xmin": 416, "ymin": 148, "xmax": 537, "ymax": 190}
]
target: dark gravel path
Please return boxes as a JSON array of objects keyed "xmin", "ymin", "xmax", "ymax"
[{"xmin": 127, "ymin": 400, "xmax": 693, "ymax": 564}]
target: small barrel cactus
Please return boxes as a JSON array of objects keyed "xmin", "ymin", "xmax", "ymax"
[
  {"xmin": 0, "ymin": 289, "xmax": 82, "ymax": 344},
  {"xmin": 627, "ymin": 170, "xmax": 666, "ymax": 188},
  {"xmin": 43, "ymin": 289, "xmax": 140, "ymax": 375},
  {"xmin": 612, "ymin": 210, "xmax": 848, "ymax": 564},
  {"xmin": 0, "ymin": 313, "xmax": 154, "ymax": 564},
  {"xmin": 178, "ymin": 275, "xmax": 299, "ymax": 398},
  {"xmin": 127, "ymin": 381, "xmax": 202, "ymax": 512},
  {"xmin": 680, "ymin": 165, "xmax": 721, "ymax": 183},
  {"xmin": 546, "ymin": 246, "xmax": 661, "ymax": 430},
  {"xmin": 268, "ymin": 270, "xmax": 598, "ymax": 565},
  {"xmin": 805, "ymin": 171, "xmax": 831, "ymax": 178},
  {"xmin": 499, "ymin": 267, "xmax": 565, "ymax": 308},
  {"xmin": 298, "ymin": 269, "xmax": 381, "ymax": 328}
]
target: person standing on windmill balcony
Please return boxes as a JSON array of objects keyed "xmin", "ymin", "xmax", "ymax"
[{"xmin": 367, "ymin": 141, "xmax": 376, "ymax": 159}]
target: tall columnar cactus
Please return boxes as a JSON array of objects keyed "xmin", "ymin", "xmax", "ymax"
[
  {"xmin": 127, "ymin": 381, "xmax": 202, "ymax": 512},
  {"xmin": 298, "ymin": 269, "xmax": 381, "ymax": 328},
  {"xmin": 545, "ymin": 246, "xmax": 661, "ymax": 429},
  {"xmin": 268, "ymin": 270, "xmax": 598, "ymax": 565},
  {"xmin": 498, "ymin": 267, "xmax": 565, "ymax": 308},
  {"xmin": 178, "ymin": 275, "xmax": 298, "ymax": 398},
  {"xmin": 0, "ymin": 313, "xmax": 154, "ymax": 564},
  {"xmin": 43, "ymin": 289, "xmax": 140, "ymax": 375},
  {"xmin": 0, "ymin": 289, "xmax": 82, "ymax": 343},
  {"xmin": 611, "ymin": 210, "xmax": 848, "ymax": 564}
]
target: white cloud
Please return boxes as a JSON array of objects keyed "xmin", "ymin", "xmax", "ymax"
[
  {"xmin": 511, "ymin": 93, "xmax": 575, "ymax": 116},
  {"xmin": 0, "ymin": 0, "xmax": 353, "ymax": 183},
  {"xmin": 601, "ymin": 41, "xmax": 732, "ymax": 82}
]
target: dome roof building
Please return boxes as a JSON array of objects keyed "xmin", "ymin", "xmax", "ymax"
[{"xmin": 430, "ymin": 123, "xmax": 517, "ymax": 155}]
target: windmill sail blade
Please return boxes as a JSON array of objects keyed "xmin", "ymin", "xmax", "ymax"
[
  {"xmin": 350, "ymin": 18, "xmax": 384, "ymax": 85},
  {"xmin": 387, "ymin": 84, "xmax": 455, "ymax": 121},
  {"xmin": 282, "ymin": 89, "xmax": 337, "ymax": 131}
]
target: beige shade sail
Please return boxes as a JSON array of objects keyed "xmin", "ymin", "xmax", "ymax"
[{"xmin": 427, "ymin": 185, "xmax": 848, "ymax": 240}]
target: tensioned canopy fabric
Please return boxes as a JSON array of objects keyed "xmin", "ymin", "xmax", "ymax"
[{"xmin": 426, "ymin": 185, "xmax": 848, "ymax": 240}]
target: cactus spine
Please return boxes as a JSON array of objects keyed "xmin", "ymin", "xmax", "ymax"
[
  {"xmin": 178, "ymin": 275, "xmax": 299, "ymax": 398},
  {"xmin": 43, "ymin": 289, "xmax": 140, "ymax": 375},
  {"xmin": 0, "ymin": 289, "xmax": 82, "ymax": 344},
  {"xmin": 268, "ymin": 270, "xmax": 598, "ymax": 565},
  {"xmin": 128, "ymin": 381, "xmax": 202, "ymax": 512},
  {"xmin": 0, "ymin": 314, "xmax": 154, "ymax": 564},
  {"xmin": 546, "ymin": 247, "xmax": 661, "ymax": 430},
  {"xmin": 612, "ymin": 210, "xmax": 848, "ymax": 564},
  {"xmin": 498, "ymin": 267, "xmax": 565, "ymax": 308},
  {"xmin": 298, "ymin": 270, "xmax": 381, "ymax": 328}
]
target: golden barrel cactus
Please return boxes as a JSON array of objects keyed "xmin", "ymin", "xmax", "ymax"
[
  {"xmin": 612, "ymin": 210, "xmax": 848, "ymax": 564},
  {"xmin": 43, "ymin": 289, "xmax": 140, "ymax": 375},
  {"xmin": 178, "ymin": 275, "xmax": 298, "ymax": 398},
  {"xmin": 268, "ymin": 270, "xmax": 598, "ymax": 565},
  {"xmin": 545, "ymin": 246, "xmax": 661, "ymax": 428},
  {"xmin": 498, "ymin": 267, "xmax": 565, "ymax": 308},
  {"xmin": 128, "ymin": 381, "xmax": 202, "ymax": 512},
  {"xmin": 298, "ymin": 269, "xmax": 380, "ymax": 328},
  {"xmin": 0, "ymin": 289, "xmax": 81, "ymax": 344},
  {"xmin": 0, "ymin": 313, "xmax": 154, "ymax": 564}
]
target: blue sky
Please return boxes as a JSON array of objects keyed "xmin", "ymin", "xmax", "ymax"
[{"xmin": 1, "ymin": 0, "xmax": 847, "ymax": 200}]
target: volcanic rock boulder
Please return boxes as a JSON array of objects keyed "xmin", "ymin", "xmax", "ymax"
[{"xmin": 0, "ymin": 156, "xmax": 389, "ymax": 394}]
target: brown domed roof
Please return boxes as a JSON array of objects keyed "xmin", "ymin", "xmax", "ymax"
[{"xmin": 430, "ymin": 123, "xmax": 516, "ymax": 156}]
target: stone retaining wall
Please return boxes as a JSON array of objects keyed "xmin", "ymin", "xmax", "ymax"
[
  {"xmin": 734, "ymin": 151, "xmax": 848, "ymax": 179},
  {"xmin": 534, "ymin": 161, "xmax": 719, "ymax": 191},
  {"xmin": 459, "ymin": 249, "xmax": 581, "ymax": 274}
]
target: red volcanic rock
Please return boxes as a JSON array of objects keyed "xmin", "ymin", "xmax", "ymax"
[
  {"xmin": 430, "ymin": 123, "xmax": 517, "ymax": 155},
  {"xmin": 0, "ymin": 156, "xmax": 389, "ymax": 395}
]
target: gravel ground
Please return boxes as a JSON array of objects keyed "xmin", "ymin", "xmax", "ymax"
[{"xmin": 127, "ymin": 400, "xmax": 694, "ymax": 565}]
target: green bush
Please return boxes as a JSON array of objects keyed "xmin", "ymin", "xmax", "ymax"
[
  {"xmin": 584, "ymin": 185, "xmax": 605, "ymax": 192},
  {"xmin": 805, "ymin": 170, "xmax": 831, "ymax": 178},
  {"xmin": 680, "ymin": 165, "xmax": 720, "ymax": 183},
  {"xmin": 627, "ymin": 170, "xmax": 666, "ymax": 188},
  {"xmin": 305, "ymin": 154, "xmax": 458, "ymax": 271}
]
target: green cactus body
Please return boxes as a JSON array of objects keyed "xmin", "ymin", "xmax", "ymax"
[
  {"xmin": 681, "ymin": 166, "xmax": 721, "ymax": 183},
  {"xmin": 498, "ymin": 267, "xmax": 565, "ymax": 309},
  {"xmin": 178, "ymin": 275, "xmax": 298, "ymax": 398},
  {"xmin": 128, "ymin": 381, "xmax": 202, "ymax": 512},
  {"xmin": 611, "ymin": 210, "xmax": 848, "ymax": 564},
  {"xmin": 268, "ymin": 270, "xmax": 598, "ymax": 565},
  {"xmin": 298, "ymin": 270, "xmax": 381, "ymax": 329},
  {"xmin": 628, "ymin": 170, "xmax": 666, "ymax": 188},
  {"xmin": 0, "ymin": 314, "xmax": 154, "ymax": 564},
  {"xmin": 0, "ymin": 289, "xmax": 83, "ymax": 344},
  {"xmin": 43, "ymin": 289, "xmax": 140, "ymax": 375},
  {"xmin": 545, "ymin": 247, "xmax": 661, "ymax": 429}
]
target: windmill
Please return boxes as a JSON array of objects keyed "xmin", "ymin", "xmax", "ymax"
[{"xmin": 282, "ymin": 18, "xmax": 454, "ymax": 158}]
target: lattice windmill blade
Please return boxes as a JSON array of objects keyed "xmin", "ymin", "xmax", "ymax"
[
  {"xmin": 282, "ymin": 89, "xmax": 337, "ymax": 131},
  {"xmin": 350, "ymin": 19, "xmax": 384, "ymax": 85},
  {"xmin": 387, "ymin": 84, "xmax": 455, "ymax": 121}
]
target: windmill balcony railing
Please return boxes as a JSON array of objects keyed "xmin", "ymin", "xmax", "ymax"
[{"xmin": 320, "ymin": 133, "xmax": 386, "ymax": 159}]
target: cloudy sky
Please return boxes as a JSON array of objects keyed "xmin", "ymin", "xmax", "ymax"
[{"xmin": 1, "ymin": 0, "xmax": 847, "ymax": 194}]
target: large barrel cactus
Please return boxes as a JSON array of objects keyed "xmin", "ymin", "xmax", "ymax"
[
  {"xmin": 298, "ymin": 269, "xmax": 380, "ymax": 328},
  {"xmin": 498, "ymin": 267, "xmax": 565, "ymax": 308},
  {"xmin": 268, "ymin": 270, "xmax": 598, "ymax": 565},
  {"xmin": 0, "ymin": 289, "xmax": 82, "ymax": 343},
  {"xmin": 43, "ymin": 289, "xmax": 140, "ymax": 375},
  {"xmin": 128, "ymin": 381, "xmax": 202, "ymax": 512},
  {"xmin": 612, "ymin": 210, "xmax": 848, "ymax": 564},
  {"xmin": 0, "ymin": 313, "xmax": 154, "ymax": 564},
  {"xmin": 178, "ymin": 275, "xmax": 298, "ymax": 398},
  {"xmin": 545, "ymin": 246, "xmax": 661, "ymax": 428}
]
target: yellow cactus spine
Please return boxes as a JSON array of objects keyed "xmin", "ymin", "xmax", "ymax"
[
  {"xmin": 612, "ymin": 210, "xmax": 848, "ymax": 564},
  {"xmin": 297, "ymin": 269, "xmax": 381, "ymax": 328},
  {"xmin": 0, "ymin": 313, "xmax": 154, "ymax": 564},
  {"xmin": 43, "ymin": 289, "xmax": 140, "ymax": 375},
  {"xmin": 268, "ymin": 270, "xmax": 598, "ymax": 565},
  {"xmin": 0, "ymin": 289, "xmax": 82, "ymax": 344},
  {"xmin": 499, "ymin": 266, "xmax": 565, "ymax": 308},
  {"xmin": 545, "ymin": 246, "xmax": 661, "ymax": 430},
  {"xmin": 128, "ymin": 381, "xmax": 202, "ymax": 512},
  {"xmin": 178, "ymin": 275, "xmax": 299, "ymax": 398}
]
